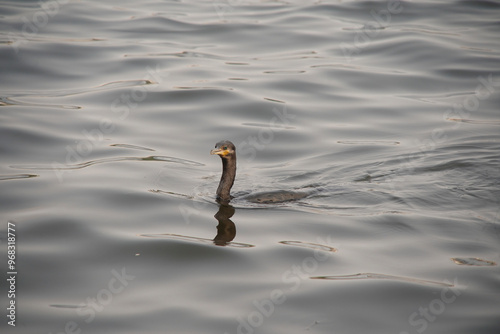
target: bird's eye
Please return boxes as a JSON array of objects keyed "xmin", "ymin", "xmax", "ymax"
[{"xmin": 223, "ymin": 146, "xmax": 227, "ymax": 150}]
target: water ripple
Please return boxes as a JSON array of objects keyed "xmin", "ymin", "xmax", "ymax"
[
  {"xmin": 451, "ymin": 257, "xmax": 497, "ymax": 266},
  {"xmin": 447, "ymin": 118, "xmax": 500, "ymax": 125},
  {"xmin": 1, "ymin": 79, "xmax": 155, "ymax": 100},
  {"xmin": 110, "ymin": 143, "xmax": 156, "ymax": 151},
  {"xmin": 0, "ymin": 96, "xmax": 81, "ymax": 110},
  {"xmin": 11, "ymin": 156, "xmax": 204, "ymax": 171},
  {"xmin": 279, "ymin": 240, "xmax": 337, "ymax": 253},
  {"xmin": 311, "ymin": 273, "xmax": 455, "ymax": 287},
  {"xmin": 139, "ymin": 233, "xmax": 255, "ymax": 248},
  {"xmin": 0, "ymin": 174, "xmax": 38, "ymax": 181}
]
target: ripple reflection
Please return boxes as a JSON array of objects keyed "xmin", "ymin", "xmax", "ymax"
[{"xmin": 311, "ymin": 273, "xmax": 455, "ymax": 287}]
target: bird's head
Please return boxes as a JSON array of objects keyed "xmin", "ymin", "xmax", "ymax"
[{"xmin": 210, "ymin": 140, "xmax": 236, "ymax": 158}]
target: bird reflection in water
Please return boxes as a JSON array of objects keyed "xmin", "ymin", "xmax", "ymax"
[
  {"xmin": 140, "ymin": 202, "xmax": 251, "ymax": 248},
  {"xmin": 213, "ymin": 203, "xmax": 236, "ymax": 246}
]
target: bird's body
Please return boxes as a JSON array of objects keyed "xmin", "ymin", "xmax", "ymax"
[
  {"xmin": 240, "ymin": 190, "xmax": 308, "ymax": 204},
  {"xmin": 210, "ymin": 140, "xmax": 308, "ymax": 204}
]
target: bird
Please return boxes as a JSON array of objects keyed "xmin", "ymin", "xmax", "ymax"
[{"xmin": 210, "ymin": 140, "xmax": 308, "ymax": 204}]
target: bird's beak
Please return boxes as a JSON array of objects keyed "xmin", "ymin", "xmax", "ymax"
[{"xmin": 210, "ymin": 148, "xmax": 224, "ymax": 156}]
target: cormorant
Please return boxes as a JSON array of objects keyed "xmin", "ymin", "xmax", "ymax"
[{"xmin": 210, "ymin": 140, "xmax": 308, "ymax": 204}]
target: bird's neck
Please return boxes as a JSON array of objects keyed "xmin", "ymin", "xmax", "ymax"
[{"xmin": 217, "ymin": 156, "xmax": 236, "ymax": 202}]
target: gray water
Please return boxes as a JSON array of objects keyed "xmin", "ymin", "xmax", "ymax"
[{"xmin": 1, "ymin": 0, "xmax": 500, "ymax": 333}]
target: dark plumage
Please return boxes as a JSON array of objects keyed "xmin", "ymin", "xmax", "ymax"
[{"xmin": 210, "ymin": 140, "xmax": 236, "ymax": 203}]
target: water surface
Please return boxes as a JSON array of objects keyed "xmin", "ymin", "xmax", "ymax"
[{"xmin": 1, "ymin": 0, "xmax": 499, "ymax": 333}]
